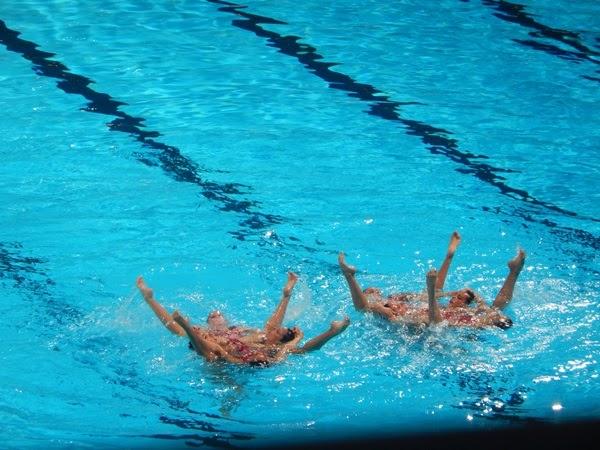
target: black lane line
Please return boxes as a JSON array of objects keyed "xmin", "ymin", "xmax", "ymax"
[
  {"xmin": 206, "ymin": 0, "xmax": 600, "ymax": 251},
  {"xmin": 0, "ymin": 19, "xmax": 283, "ymax": 239},
  {"xmin": 480, "ymin": 0, "xmax": 600, "ymax": 81},
  {"xmin": 204, "ymin": 0, "xmax": 591, "ymax": 221}
]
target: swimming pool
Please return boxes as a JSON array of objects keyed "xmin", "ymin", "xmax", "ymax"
[{"xmin": 1, "ymin": 0, "xmax": 598, "ymax": 448}]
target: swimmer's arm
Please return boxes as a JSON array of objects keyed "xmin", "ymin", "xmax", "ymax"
[
  {"xmin": 368, "ymin": 302, "xmax": 397, "ymax": 321},
  {"xmin": 173, "ymin": 314, "xmax": 243, "ymax": 363},
  {"xmin": 368, "ymin": 298, "xmax": 429, "ymax": 326},
  {"xmin": 163, "ymin": 318, "xmax": 186, "ymax": 337},
  {"xmin": 144, "ymin": 298, "xmax": 186, "ymax": 336},
  {"xmin": 293, "ymin": 317, "xmax": 350, "ymax": 353},
  {"xmin": 194, "ymin": 336, "xmax": 245, "ymax": 364}
]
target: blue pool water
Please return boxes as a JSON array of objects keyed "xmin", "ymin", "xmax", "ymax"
[{"xmin": 1, "ymin": 0, "xmax": 599, "ymax": 448}]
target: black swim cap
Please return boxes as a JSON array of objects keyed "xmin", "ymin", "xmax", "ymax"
[
  {"xmin": 494, "ymin": 317, "xmax": 513, "ymax": 330},
  {"xmin": 280, "ymin": 327, "xmax": 297, "ymax": 343}
]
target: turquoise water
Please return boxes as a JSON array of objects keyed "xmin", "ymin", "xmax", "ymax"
[{"xmin": 1, "ymin": 0, "xmax": 599, "ymax": 448}]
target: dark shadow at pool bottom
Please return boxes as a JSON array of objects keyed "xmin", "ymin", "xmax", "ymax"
[
  {"xmin": 253, "ymin": 419, "xmax": 600, "ymax": 450},
  {"xmin": 122, "ymin": 419, "xmax": 600, "ymax": 449}
]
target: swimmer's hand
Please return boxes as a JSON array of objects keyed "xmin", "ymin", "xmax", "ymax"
[{"xmin": 330, "ymin": 316, "xmax": 350, "ymax": 334}]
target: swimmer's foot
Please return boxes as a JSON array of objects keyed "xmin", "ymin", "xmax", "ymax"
[
  {"xmin": 283, "ymin": 272, "xmax": 299, "ymax": 297},
  {"xmin": 136, "ymin": 276, "xmax": 154, "ymax": 302},
  {"xmin": 508, "ymin": 248, "xmax": 526, "ymax": 273},
  {"xmin": 330, "ymin": 316, "xmax": 351, "ymax": 334},
  {"xmin": 447, "ymin": 231, "xmax": 461, "ymax": 256},
  {"xmin": 338, "ymin": 252, "xmax": 357, "ymax": 277}
]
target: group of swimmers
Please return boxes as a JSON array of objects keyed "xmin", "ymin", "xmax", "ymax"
[{"xmin": 136, "ymin": 231, "xmax": 527, "ymax": 367}]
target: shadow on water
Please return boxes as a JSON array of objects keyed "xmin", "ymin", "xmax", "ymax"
[{"xmin": 261, "ymin": 420, "xmax": 600, "ymax": 450}]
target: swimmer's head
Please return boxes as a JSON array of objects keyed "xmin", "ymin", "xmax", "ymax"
[
  {"xmin": 207, "ymin": 310, "xmax": 228, "ymax": 330},
  {"xmin": 268, "ymin": 326, "xmax": 302, "ymax": 344},
  {"xmin": 279, "ymin": 327, "xmax": 298, "ymax": 343},
  {"xmin": 484, "ymin": 308, "xmax": 513, "ymax": 329},
  {"xmin": 449, "ymin": 289, "xmax": 475, "ymax": 308},
  {"xmin": 493, "ymin": 316, "xmax": 513, "ymax": 330}
]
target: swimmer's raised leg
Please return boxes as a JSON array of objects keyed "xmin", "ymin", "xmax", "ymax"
[
  {"xmin": 264, "ymin": 272, "xmax": 298, "ymax": 336},
  {"xmin": 435, "ymin": 231, "xmax": 461, "ymax": 291},
  {"xmin": 492, "ymin": 249, "xmax": 526, "ymax": 310},
  {"xmin": 136, "ymin": 276, "xmax": 185, "ymax": 337},
  {"xmin": 338, "ymin": 252, "xmax": 370, "ymax": 311},
  {"xmin": 427, "ymin": 269, "xmax": 443, "ymax": 325}
]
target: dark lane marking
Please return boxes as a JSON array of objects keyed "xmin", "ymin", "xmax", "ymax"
[
  {"xmin": 0, "ymin": 242, "xmax": 53, "ymax": 287},
  {"xmin": 480, "ymin": 0, "xmax": 600, "ymax": 80},
  {"xmin": 0, "ymin": 19, "xmax": 283, "ymax": 238},
  {"xmin": 205, "ymin": 1, "xmax": 591, "ymax": 220},
  {"xmin": 481, "ymin": 0, "xmax": 600, "ymax": 58},
  {"xmin": 205, "ymin": 0, "xmax": 600, "ymax": 251},
  {"xmin": 449, "ymin": 369, "xmax": 537, "ymax": 424},
  {"xmin": 0, "ymin": 242, "xmax": 55, "ymax": 291},
  {"xmin": 514, "ymin": 38, "xmax": 596, "ymax": 63}
]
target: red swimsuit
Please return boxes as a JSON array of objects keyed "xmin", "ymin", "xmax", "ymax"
[{"xmin": 442, "ymin": 309, "xmax": 474, "ymax": 325}]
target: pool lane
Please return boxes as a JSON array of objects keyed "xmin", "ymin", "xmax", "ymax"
[
  {"xmin": 0, "ymin": 19, "xmax": 284, "ymax": 240},
  {"xmin": 2, "ymin": 8, "xmax": 598, "ymax": 254},
  {"xmin": 205, "ymin": 0, "xmax": 600, "ymax": 252}
]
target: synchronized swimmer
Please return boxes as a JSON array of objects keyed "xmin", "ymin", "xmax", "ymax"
[
  {"xmin": 338, "ymin": 231, "xmax": 526, "ymax": 329},
  {"xmin": 136, "ymin": 272, "xmax": 349, "ymax": 366},
  {"xmin": 136, "ymin": 231, "xmax": 527, "ymax": 366}
]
